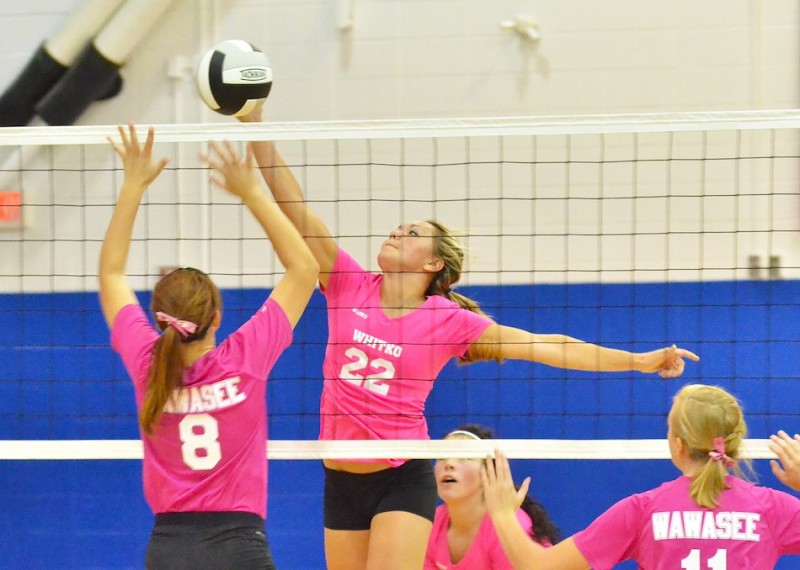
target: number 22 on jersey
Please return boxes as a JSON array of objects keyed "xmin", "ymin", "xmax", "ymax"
[{"xmin": 339, "ymin": 346, "xmax": 395, "ymax": 396}]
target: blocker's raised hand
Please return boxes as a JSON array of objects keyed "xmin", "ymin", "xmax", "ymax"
[
  {"xmin": 202, "ymin": 140, "xmax": 262, "ymax": 201},
  {"xmin": 108, "ymin": 124, "xmax": 169, "ymax": 189}
]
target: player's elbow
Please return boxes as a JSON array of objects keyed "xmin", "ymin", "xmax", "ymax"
[{"xmin": 288, "ymin": 255, "xmax": 319, "ymax": 285}]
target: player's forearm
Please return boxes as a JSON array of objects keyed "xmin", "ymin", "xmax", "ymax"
[
  {"xmin": 490, "ymin": 511, "xmax": 543, "ymax": 570},
  {"xmin": 99, "ymin": 183, "xmax": 145, "ymax": 277},
  {"xmin": 528, "ymin": 335, "xmax": 640, "ymax": 372},
  {"xmin": 242, "ymin": 190, "xmax": 319, "ymax": 277},
  {"xmin": 249, "ymin": 142, "xmax": 308, "ymax": 219},
  {"xmin": 249, "ymin": 140, "xmax": 336, "ymax": 251}
]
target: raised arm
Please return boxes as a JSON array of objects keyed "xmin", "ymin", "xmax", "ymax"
[
  {"xmin": 203, "ymin": 140, "xmax": 319, "ymax": 327},
  {"xmin": 769, "ymin": 430, "xmax": 800, "ymax": 492},
  {"xmin": 482, "ymin": 451, "xmax": 591, "ymax": 570},
  {"xmin": 239, "ymin": 109, "xmax": 337, "ymax": 287},
  {"xmin": 99, "ymin": 125, "xmax": 169, "ymax": 328},
  {"xmin": 471, "ymin": 324, "xmax": 699, "ymax": 378}
]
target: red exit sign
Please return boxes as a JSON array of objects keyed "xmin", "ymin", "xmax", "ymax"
[{"xmin": 0, "ymin": 191, "xmax": 21, "ymax": 222}]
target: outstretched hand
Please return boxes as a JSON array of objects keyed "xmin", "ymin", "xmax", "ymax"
[
  {"xmin": 481, "ymin": 450, "xmax": 530, "ymax": 519},
  {"xmin": 201, "ymin": 140, "xmax": 261, "ymax": 200},
  {"xmin": 769, "ymin": 430, "xmax": 800, "ymax": 492},
  {"xmin": 638, "ymin": 345, "xmax": 700, "ymax": 378},
  {"xmin": 236, "ymin": 105, "xmax": 264, "ymax": 123},
  {"xmin": 107, "ymin": 124, "xmax": 169, "ymax": 188}
]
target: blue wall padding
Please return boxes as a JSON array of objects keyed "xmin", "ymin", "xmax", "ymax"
[{"xmin": 1, "ymin": 280, "xmax": 799, "ymax": 568}]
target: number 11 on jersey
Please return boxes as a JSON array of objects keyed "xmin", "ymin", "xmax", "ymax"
[{"xmin": 682, "ymin": 549, "xmax": 726, "ymax": 570}]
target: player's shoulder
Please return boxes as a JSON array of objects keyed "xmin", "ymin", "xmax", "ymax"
[
  {"xmin": 729, "ymin": 476, "xmax": 798, "ymax": 505},
  {"xmin": 424, "ymin": 293, "xmax": 462, "ymax": 310},
  {"xmin": 623, "ymin": 476, "xmax": 687, "ymax": 509}
]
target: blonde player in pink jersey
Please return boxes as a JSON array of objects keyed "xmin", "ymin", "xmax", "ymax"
[
  {"xmin": 426, "ymin": 424, "xmax": 560, "ymax": 570},
  {"xmin": 238, "ymin": 108, "xmax": 699, "ymax": 570},
  {"xmin": 99, "ymin": 125, "xmax": 318, "ymax": 569},
  {"xmin": 482, "ymin": 383, "xmax": 800, "ymax": 570}
]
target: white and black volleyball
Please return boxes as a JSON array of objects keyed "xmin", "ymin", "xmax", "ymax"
[{"xmin": 196, "ymin": 40, "xmax": 272, "ymax": 117}]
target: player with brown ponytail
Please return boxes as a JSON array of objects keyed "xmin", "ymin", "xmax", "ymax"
[{"xmin": 98, "ymin": 125, "xmax": 318, "ymax": 569}]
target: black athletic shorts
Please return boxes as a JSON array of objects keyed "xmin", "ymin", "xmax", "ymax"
[
  {"xmin": 145, "ymin": 511, "xmax": 277, "ymax": 570},
  {"xmin": 323, "ymin": 459, "xmax": 437, "ymax": 531}
]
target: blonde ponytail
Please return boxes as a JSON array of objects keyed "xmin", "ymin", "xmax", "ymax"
[{"xmin": 670, "ymin": 384, "xmax": 752, "ymax": 508}]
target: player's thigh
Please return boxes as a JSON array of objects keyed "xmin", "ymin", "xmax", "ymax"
[
  {"xmin": 324, "ymin": 528, "xmax": 370, "ymax": 570},
  {"xmin": 365, "ymin": 511, "xmax": 432, "ymax": 570}
]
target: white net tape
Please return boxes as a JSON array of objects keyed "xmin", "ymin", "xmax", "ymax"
[{"xmin": 0, "ymin": 438, "xmax": 775, "ymax": 461}]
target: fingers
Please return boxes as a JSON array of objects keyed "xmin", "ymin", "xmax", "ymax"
[
  {"xmin": 107, "ymin": 136, "xmax": 124, "ymax": 157},
  {"xmin": 117, "ymin": 124, "xmax": 130, "ymax": 147},
  {"xmin": 208, "ymin": 173, "xmax": 226, "ymax": 192},
  {"xmin": 658, "ymin": 356, "xmax": 685, "ymax": 379},
  {"xmin": 516, "ymin": 476, "xmax": 531, "ymax": 507},
  {"xmin": 128, "ymin": 122, "xmax": 140, "ymax": 147},
  {"xmin": 153, "ymin": 156, "xmax": 170, "ymax": 177},
  {"xmin": 492, "ymin": 449, "xmax": 514, "ymax": 486},
  {"xmin": 676, "ymin": 347, "xmax": 700, "ymax": 361},
  {"xmin": 205, "ymin": 140, "xmax": 245, "ymax": 167},
  {"xmin": 482, "ymin": 453, "xmax": 496, "ymax": 485},
  {"xmin": 143, "ymin": 126, "xmax": 156, "ymax": 153},
  {"xmin": 519, "ymin": 476, "xmax": 531, "ymax": 496},
  {"xmin": 200, "ymin": 150, "xmax": 224, "ymax": 173},
  {"xmin": 109, "ymin": 124, "xmax": 154, "ymax": 155},
  {"xmin": 769, "ymin": 430, "xmax": 799, "ymax": 462},
  {"xmin": 657, "ymin": 345, "xmax": 699, "ymax": 378},
  {"xmin": 770, "ymin": 459, "xmax": 787, "ymax": 484}
]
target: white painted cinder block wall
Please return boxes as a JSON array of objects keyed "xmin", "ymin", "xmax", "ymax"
[
  {"xmin": 0, "ymin": 0, "xmax": 798, "ymax": 292},
  {"xmin": 1, "ymin": 0, "xmax": 797, "ymax": 123}
]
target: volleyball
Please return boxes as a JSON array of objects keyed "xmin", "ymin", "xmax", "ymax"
[{"xmin": 196, "ymin": 40, "xmax": 272, "ymax": 117}]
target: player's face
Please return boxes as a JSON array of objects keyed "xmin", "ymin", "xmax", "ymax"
[
  {"xmin": 434, "ymin": 435, "xmax": 484, "ymax": 504},
  {"xmin": 377, "ymin": 221, "xmax": 440, "ymax": 273}
]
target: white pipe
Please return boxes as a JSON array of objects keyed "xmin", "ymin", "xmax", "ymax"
[
  {"xmin": 44, "ymin": 0, "xmax": 126, "ymax": 65},
  {"xmin": 94, "ymin": 0, "xmax": 178, "ymax": 64},
  {"xmin": 337, "ymin": 0, "xmax": 354, "ymax": 31}
]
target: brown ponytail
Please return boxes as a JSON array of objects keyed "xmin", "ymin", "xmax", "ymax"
[{"xmin": 140, "ymin": 268, "xmax": 222, "ymax": 434}]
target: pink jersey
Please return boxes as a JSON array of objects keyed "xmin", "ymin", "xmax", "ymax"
[
  {"xmin": 111, "ymin": 299, "xmax": 292, "ymax": 518},
  {"xmin": 573, "ymin": 475, "xmax": 800, "ymax": 569},
  {"xmin": 425, "ymin": 505, "xmax": 536, "ymax": 570},
  {"xmin": 319, "ymin": 250, "xmax": 492, "ymax": 454}
]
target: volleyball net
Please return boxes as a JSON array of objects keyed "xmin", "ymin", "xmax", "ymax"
[{"xmin": 0, "ymin": 110, "xmax": 798, "ymax": 460}]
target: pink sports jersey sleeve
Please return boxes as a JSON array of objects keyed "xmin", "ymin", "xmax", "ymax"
[
  {"xmin": 572, "ymin": 495, "xmax": 641, "ymax": 569},
  {"xmin": 110, "ymin": 304, "xmax": 159, "ymax": 391},
  {"xmin": 761, "ymin": 485, "xmax": 800, "ymax": 554},
  {"xmin": 320, "ymin": 249, "xmax": 492, "ymax": 446}
]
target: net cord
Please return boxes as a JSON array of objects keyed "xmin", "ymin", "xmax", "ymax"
[
  {"xmin": 1, "ymin": 109, "xmax": 799, "ymax": 146},
  {"xmin": 0, "ymin": 438, "xmax": 775, "ymax": 461}
]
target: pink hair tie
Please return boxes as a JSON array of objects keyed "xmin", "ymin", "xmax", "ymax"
[
  {"xmin": 708, "ymin": 436, "xmax": 735, "ymax": 468},
  {"xmin": 155, "ymin": 311, "xmax": 198, "ymax": 338}
]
